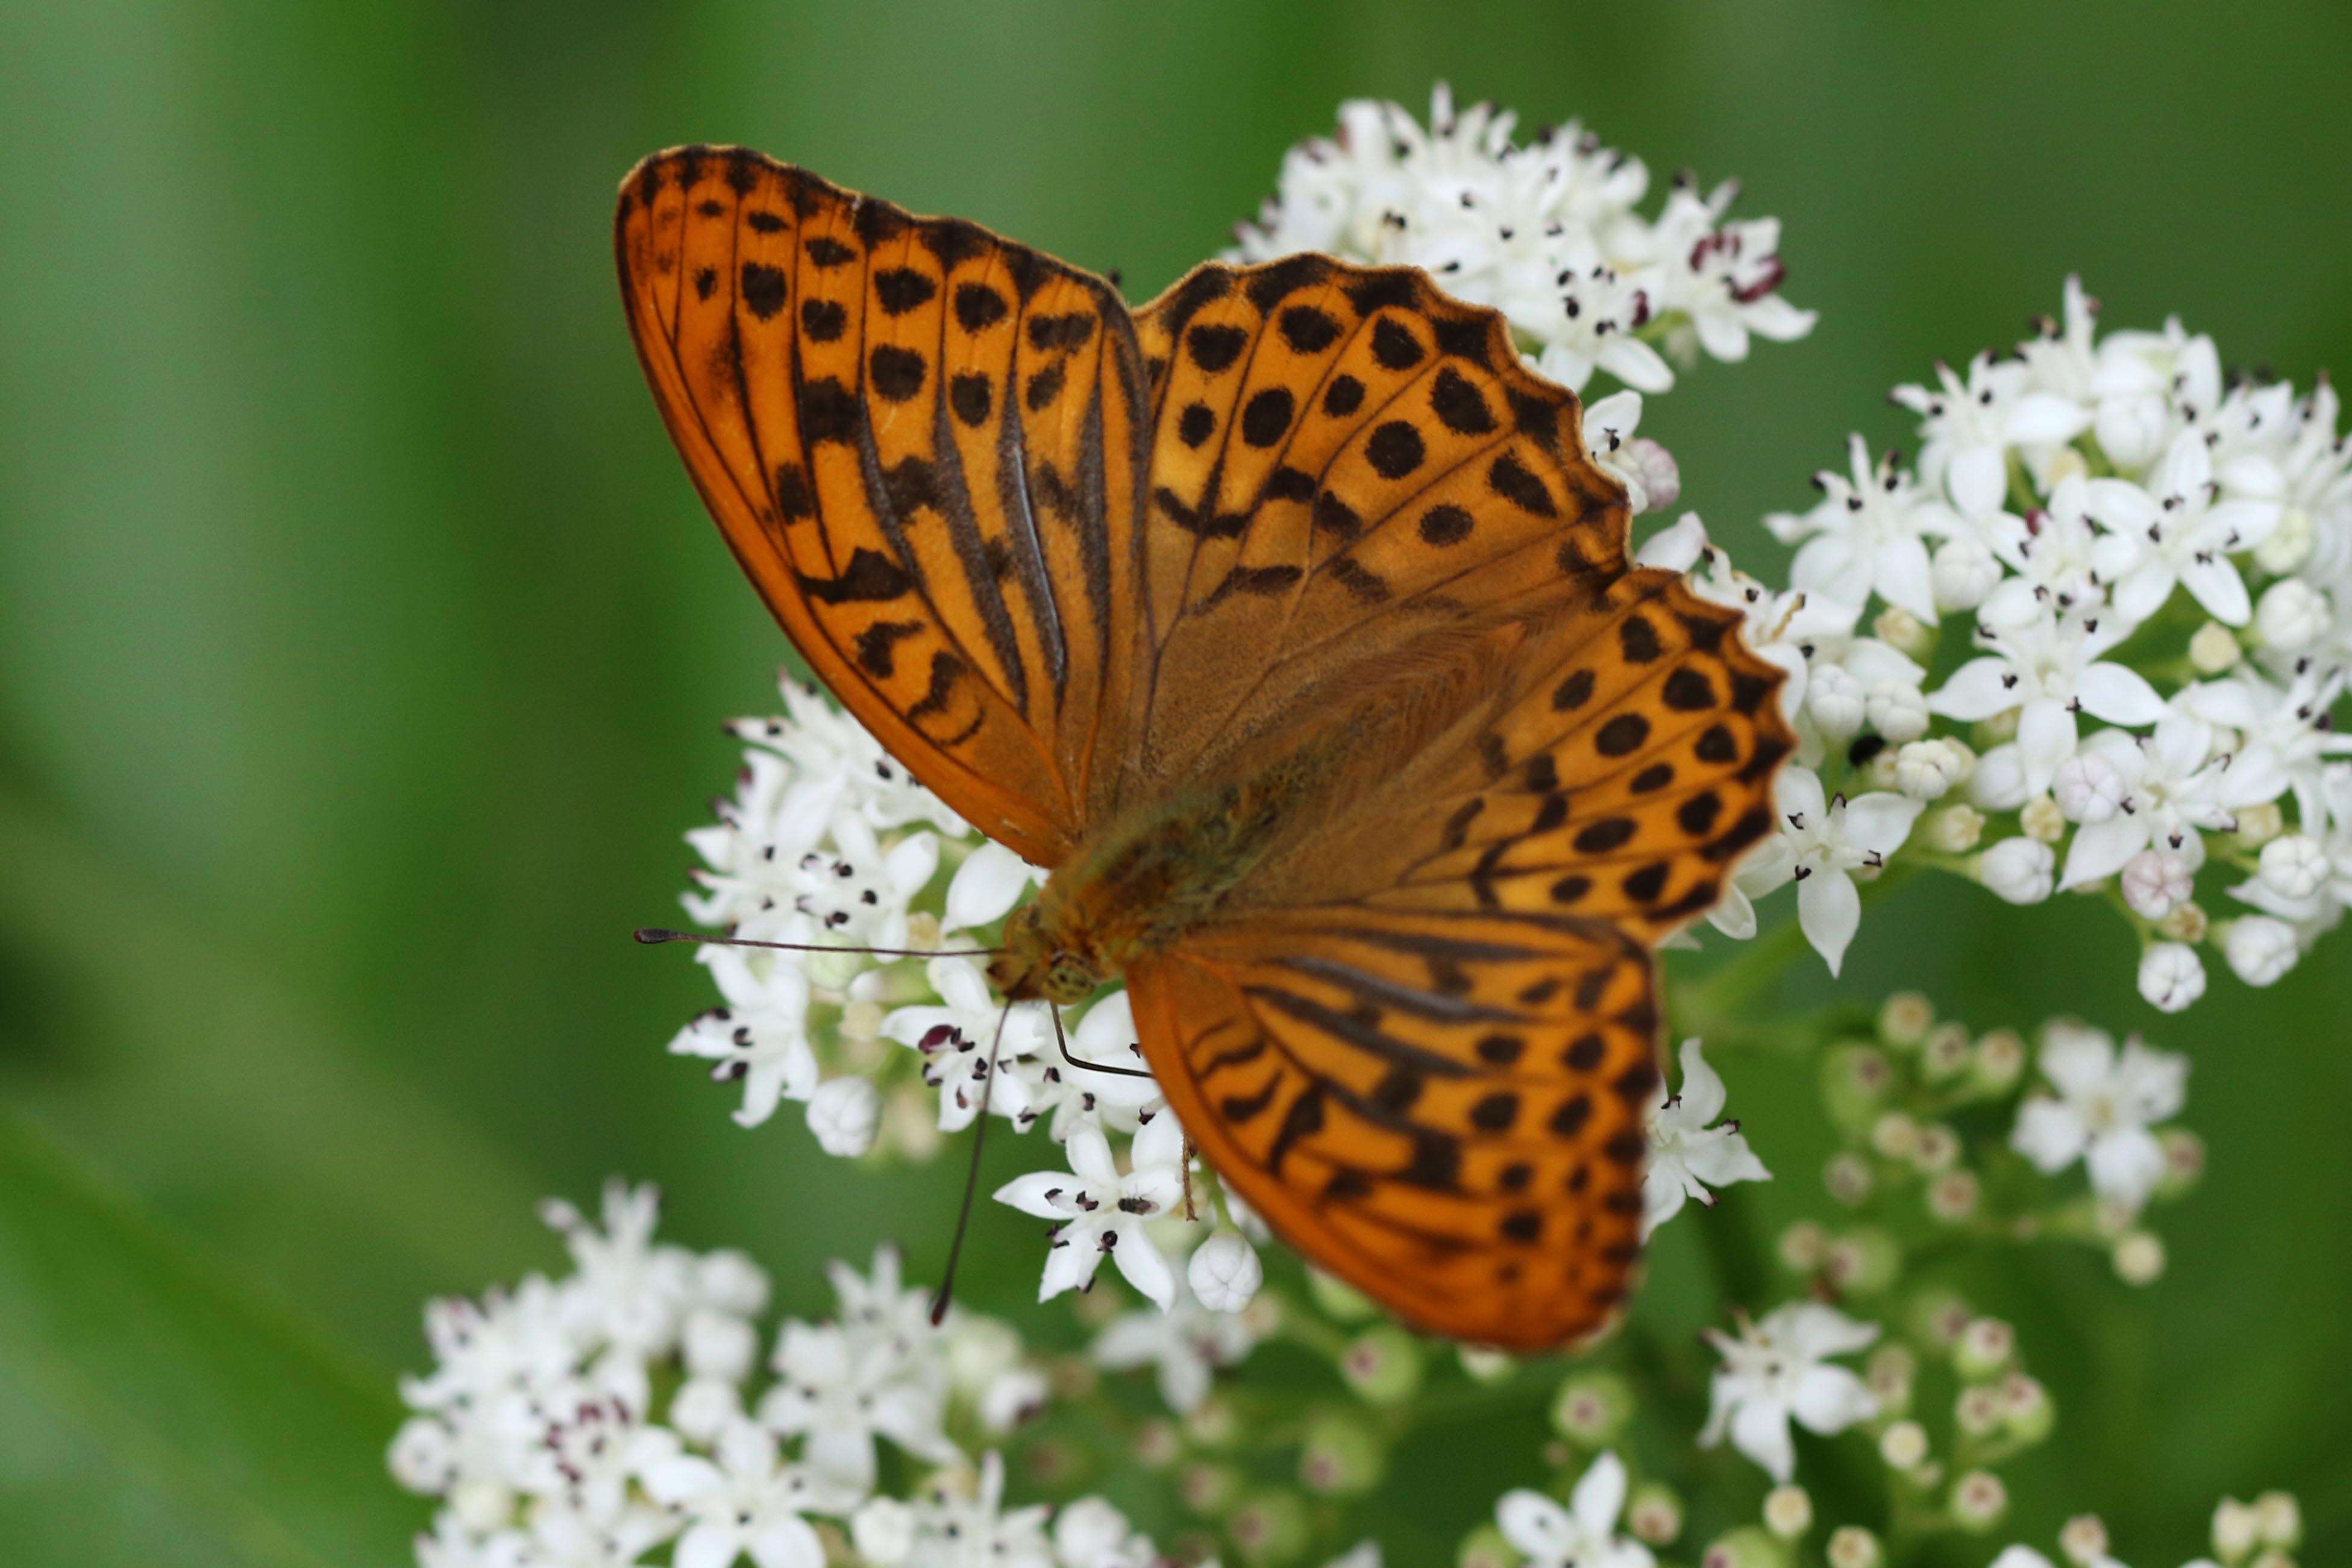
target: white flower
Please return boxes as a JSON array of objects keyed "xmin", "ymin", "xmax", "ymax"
[
  {"xmin": 640, "ymin": 1422, "xmax": 831, "ymax": 1568},
  {"xmin": 882, "ymin": 958, "xmax": 1052, "ymax": 1132},
  {"xmin": 1050, "ymin": 1497, "xmax": 1161, "ymax": 1568},
  {"xmin": 1978, "ymin": 837, "xmax": 2056, "ymax": 905},
  {"xmin": 902, "ymin": 1452, "xmax": 1054, "ymax": 1568},
  {"xmin": 2222, "ymin": 916, "xmax": 2300, "ymax": 986},
  {"xmin": 1737, "ymin": 765, "xmax": 1924, "ymax": 974},
  {"xmin": 2137, "ymin": 942, "xmax": 2207, "ymax": 1012},
  {"xmin": 1642, "ymin": 1040, "xmax": 1769, "ymax": 1237},
  {"xmin": 760, "ymin": 1319, "xmax": 957, "ymax": 1496},
  {"xmin": 806, "ymin": 1076, "xmax": 880, "ymax": 1157},
  {"xmin": 1091, "ymin": 1276, "xmax": 1259, "ymax": 1413},
  {"xmin": 1496, "ymin": 1452, "xmax": 1655, "ymax": 1568},
  {"xmin": 995, "ymin": 1116, "xmax": 1188, "ymax": 1308},
  {"xmin": 1700, "ymin": 1302, "xmax": 1881, "ymax": 1483},
  {"xmin": 1186, "ymin": 1231, "xmax": 1264, "ymax": 1314},
  {"xmin": 2058, "ymin": 713, "xmax": 2245, "ymax": 889},
  {"xmin": 1892, "ymin": 351, "xmax": 2089, "ymax": 517},
  {"xmin": 1977, "ymin": 475, "xmax": 2110, "ymax": 628},
  {"xmin": 943, "ymin": 841, "xmax": 1047, "ymax": 937},
  {"xmin": 1930, "ymin": 612, "xmax": 2166, "ymax": 797},
  {"xmin": 2089, "ymin": 431, "xmax": 2282, "ymax": 626},
  {"xmin": 1232, "ymin": 87, "xmax": 1807, "ymax": 397},
  {"xmin": 2180, "ymin": 663, "xmax": 2352, "ymax": 829},
  {"xmin": 539, "ymin": 1181, "xmax": 699, "ymax": 1374},
  {"xmin": 1003, "ymin": 988, "xmax": 1164, "ymax": 1141},
  {"xmin": 2012, "ymin": 1024, "xmax": 2186, "ymax": 1210},
  {"xmin": 668, "ymin": 948, "xmax": 819, "ymax": 1128},
  {"xmin": 1767, "ymin": 436, "xmax": 1948, "ymax": 623}
]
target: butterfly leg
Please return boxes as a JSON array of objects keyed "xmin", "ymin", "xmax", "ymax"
[
  {"xmin": 1049, "ymin": 1005, "xmax": 1156, "ymax": 1079},
  {"xmin": 1182, "ymin": 1137, "xmax": 1198, "ymax": 1222}
]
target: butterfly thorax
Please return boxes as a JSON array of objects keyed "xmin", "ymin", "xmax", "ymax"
[{"xmin": 986, "ymin": 751, "xmax": 1325, "ymax": 1005}]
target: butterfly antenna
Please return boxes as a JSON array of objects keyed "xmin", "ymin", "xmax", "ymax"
[
  {"xmin": 1049, "ymin": 1000, "xmax": 1156, "ymax": 1080},
  {"xmin": 929, "ymin": 998, "xmax": 1014, "ymax": 1326},
  {"xmin": 633, "ymin": 927, "xmax": 1001, "ymax": 959}
]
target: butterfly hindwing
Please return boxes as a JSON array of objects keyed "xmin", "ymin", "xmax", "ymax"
[
  {"xmin": 1129, "ymin": 905, "xmax": 1658, "ymax": 1349},
  {"xmin": 1120, "ymin": 261, "xmax": 1627, "ymax": 801},
  {"xmin": 1302, "ymin": 569, "xmax": 1798, "ymax": 939},
  {"xmin": 616, "ymin": 148, "xmax": 1150, "ymax": 862}
]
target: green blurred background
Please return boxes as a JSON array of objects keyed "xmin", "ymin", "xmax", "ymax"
[{"xmin": 3, "ymin": 2, "xmax": 2348, "ymax": 1563}]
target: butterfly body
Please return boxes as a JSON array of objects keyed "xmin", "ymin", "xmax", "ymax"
[{"xmin": 618, "ymin": 146, "xmax": 1794, "ymax": 1348}]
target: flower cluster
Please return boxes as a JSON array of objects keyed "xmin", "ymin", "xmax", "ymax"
[
  {"xmin": 1231, "ymin": 84, "xmax": 1813, "ymax": 407},
  {"xmin": 389, "ymin": 1181, "xmax": 1105, "ymax": 1568},
  {"xmin": 1654, "ymin": 280, "xmax": 2352, "ymax": 1005}
]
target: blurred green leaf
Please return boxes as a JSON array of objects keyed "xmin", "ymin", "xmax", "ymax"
[{"xmin": 0, "ymin": 1107, "xmax": 416, "ymax": 1567}]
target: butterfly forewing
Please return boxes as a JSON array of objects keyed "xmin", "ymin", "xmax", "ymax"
[
  {"xmin": 616, "ymin": 148, "xmax": 1150, "ymax": 861},
  {"xmin": 1121, "ymin": 262, "xmax": 1627, "ymax": 798},
  {"xmin": 1129, "ymin": 906, "xmax": 1657, "ymax": 1349}
]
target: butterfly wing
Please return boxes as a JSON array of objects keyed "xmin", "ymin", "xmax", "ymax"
[
  {"xmin": 1106, "ymin": 259, "xmax": 1625, "ymax": 810},
  {"xmin": 1126, "ymin": 905, "xmax": 1658, "ymax": 1350},
  {"xmin": 1109, "ymin": 259, "xmax": 1795, "ymax": 1346},
  {"xmin": 615, "ymin": 147, "xmax": 1150, "ymax": 863}
]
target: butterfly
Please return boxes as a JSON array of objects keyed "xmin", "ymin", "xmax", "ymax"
[{"xmin": 615, "ymin": 145, "xmax": 1792, "ymax": 1349}]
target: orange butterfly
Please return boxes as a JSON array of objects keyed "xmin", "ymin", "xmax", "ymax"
[{"xmin": 616, "ymin": 146, "xmax": 1792, "ymax": 1350}]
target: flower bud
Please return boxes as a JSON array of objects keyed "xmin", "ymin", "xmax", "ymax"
[
  {"xmin": 1308, "ymin": 1269, "xmax": 1378, "ymax": 1321},
  {"xmin": 839, "ymin": 997, "xmax": 885, "ymax": 1042},
  {"xmin": 1779, "ymin": 1220, "xmax": 1831, "ymax": 1273},
  {"xmin": 1298, "ymin": 1413, "xmax": 1385, "ymax": 1495},
  {"xmin": 2002, "ymin": 1373, "xmax": 2055, "ymax": 1443},
  {"xmin": 1921, "ymin": 1027, "xmax": 1972, "ymax": 1084},
  {"xmin": 1824, "ymin": 1228, "xmax": 1902, "ymax": 1294},
  {"xmin": 2257, "ymin": 833, "xmax": 2328, "ymax": 899},
  {"xmin": 682, "ymin": 1306, "xmax": 759, "ymax": 1382},
  {"xmin": 1976, "ymin": 707, "xmax": 2022, "ymax": 745},
  {"xmin": 1700, "ymin": 1525, "xmax": 1790, "ymax": 1568},
  {"xmin": 2018, "ymin": 797, "xmax": 2067, "ymax": 844},
  {"xmin": 2137, "ymin": 942, "xmax": 2207, "ymax": 1012},
  {"xmin": 1927, "ymin": 1170, "xmax": 1980, "ymax": 1223},
  {"xmin": 1925, "ymin": 803, "xmax": 1986, "ymax": 853},
  {"xmin": 1873, "ymin": 606, "xmax": 1935, "ymax": 660},
  {"xmin": 1950, "ymin": 1469, "xmax": 2009, "ymax": 1531},
  {"xmin": 1227, "ymin": 1489, "xmax": 1311, "ymax": 1565},
  {"xmin": 2158, "ymin": 899, "xmax": 2209, "ymax": 943},
  {"xmin": 1866, "ymin": 1343, "xmax": 1918, "ymax": 1412},
  {"xmin": 1622, "ymin": 436, "xmax": 1682, "ymax": 512},
  {"xmin": 1551, "ymin": 1371, "xmax": 1635, "ymax": 1444},
  {"xmin": 1893, "ymin": 738, "xmax": 1970, "ymax": 800},
  {"xmin": 1763, "ymin": 1485, "xmax": 1813, "ymax": 1539},
  {"xmin": 1871, "ymin": 1112, "xmax": 1922, "ymax": 1161},
  {"xmin": 1866, "ymin": 680, "xmax": 1930, "ymax": 743},
  {"xmin": 1825, "ymin": 1153, "xmax": 1874, "ymax": 1207},
  {"xmin": 2112, "ymin": 1230, "xmax": 2166, "ymax": 1285},
  {"xmin": 1976, "ymin": 836, "xmax": 2055, "ymax": 903},
  {"xmin": 1826, "ymin": 1525, "xmax": 1884, "ymax": 1568},
  {"xmin": 1457, "ymin": 1346, "xmax": 1514, "ymax": 1383},
  {"xmin": 1629, "ymin": 1482, "xmax": 1685, "ymax": 1546},
  {"xmin": 1972, "ymin": 1028, "xmax": 2027, "ymax": 1094},
  {"xmin": 1910, "ymin": 1289, "xmax": 1975, "ymax": 1347},
  {"xmin": 1821, "ymin": 1044, "xmax": 1895, "ymax": 1132},
  {"xmin": 2053, "ymin": 751, "xmax": 2128, "ymax": 824},
  {"xmin": 2121, "ymin": 848, "xmax": 2194, "ymax": 920},
  {"xmin": 2059, "ymin": 1514, "xmax": 2110, "ymax": 1566},
  {"xmin": 2097, "ymin": 394, "xmax": 2168, "ymax": 467},
  {"xmin": 1933, "ymin": 535, "xmax": 2004, "ymax": 612},
  {"xmin": 2233, "ymin": 800, "xmax": 2285, "ymax": 848},
  {"xmin": 1806, "ymin": 664, "xmax": 1867, "ymax": 738},
  {"xmin": 852, "ymin": 1498, "xmax": 918, "ymax": 1566},
  {"xmin": 2253, "ymin": 578, "xmax": 2330, "ymax": 652},
  {"xmin": 669, "ymin": 1376, "xmax": 743, "ymax": 1443},
  {"xmin": 2159, "ymin": 1128, "xmax": 2206, "ymax": 1197},
  {"xmin": 2188, "ymin": 619, "xmax": 2244, "ymax": 674},
  {"xmin": 807, "ymin": 1075, "xmax": 881, "ymax": 1157},
  {"xmin": 1880, "ymin": 992, "xmax": 1934, "ymax": 1047},
  {"xmin": 1954, "ymin": 1383, "xmax": 2004, "ymax": 1438},
  {"xmin": 1188, "ymin": 1232, "xmax": 1264, "ymax": 1313},
  {"xmin": 1179, "ymin": 1460, "xmax": 1242, "ymax": 1514},
  {"xmin": 1340, "ymin": 1326, "xmax": 1423, "ymax": 1404},
  {"xmin": 2213, "ymin": 1498, "xmax": 2263, "ymax": 1560},
  {"xmin": 2254, "ymin": 1490, "xmax": 2303, "ymax": 1550},
  {"xmin": 1879, "ymin": 1420, "xmax": 1930, "ymax": 1471},
  {"xmin": 1457, "ymin": 1523, "xmax": 1516, "ymax": 1568},
  {"xmin": 2223, "ymin": 917, "xmax": 2299, "ymax": 986},
  {"xmin": 2258, "ymin": 497, "xmax": 2315, "ymax": 569},
  {"xmin": 1955, "ymin": 1316, "xmax": 2015, "ymax": 1378}
]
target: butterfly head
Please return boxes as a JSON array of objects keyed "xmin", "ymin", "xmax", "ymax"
[{"xmin": 987, "ymin": 903, "xmax": 1107, "ymax": 1006}]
